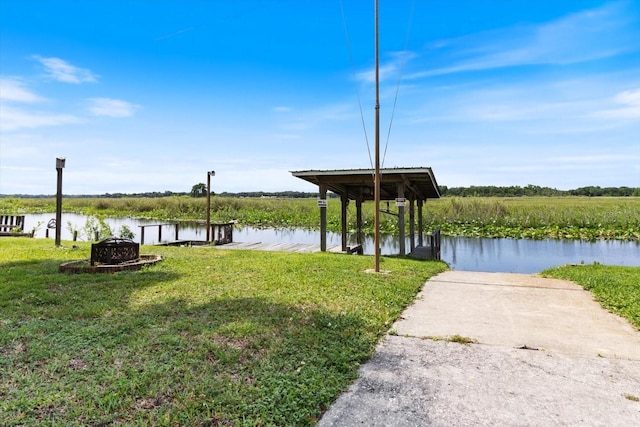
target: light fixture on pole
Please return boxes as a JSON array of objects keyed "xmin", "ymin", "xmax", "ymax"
[
  {"xmin": 55, "ymin": 157, "xmax": 66, "ymax": 247},
  {"xmin": 205, "ymin": 170, "xmax": 215, "ymax": 243}
]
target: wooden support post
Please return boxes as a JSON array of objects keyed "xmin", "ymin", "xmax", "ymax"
[
  {"xmin": 417, "ymin": 199, "xmax": 424, "ymax": 246},
  {"xmin": 55, "ymin": 164, "xmax": 63, "ymax": 246},
  {"xmin": 175, "ymin": 223, "xmax": 179, "ymax": 241},
  {"xmin": 397, "ymin": 183, "xmax": 406, "ymax": 256},
  {"xmin": 356, "ymin": 199, "xmax": 363, "ymax": 246},
  {"xmin": 158, "ymin": 225, "xmax": 162, "ymax": 243},
  {"xmin": 341, "ymin": 193, "xmax": 348, "ymax": 252},
  {"xmin": 140, "ymin": 226, "xmax": 145, "ymax": 245},
  {"xmin": 73, "ymin": 231, "xmax": 78, "ymax": 241},
  {"xmin": 319, "ymin": 184, "xmax": 327, "ymax": 252},
  {"xmin": 409, "ymin": 198, "xmax": 415, "ymax": 252}
]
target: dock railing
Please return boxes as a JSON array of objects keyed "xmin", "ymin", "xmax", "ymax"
[{"xmin": 138, "ymin": 224, "xmax": 179, "ymax": 245}]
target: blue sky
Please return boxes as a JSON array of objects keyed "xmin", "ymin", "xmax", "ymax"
[{"xmin": 1, "ymin": 0, "xmax": 638, "ymax": 195}]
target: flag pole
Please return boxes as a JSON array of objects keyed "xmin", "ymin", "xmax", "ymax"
[{"xmin": 374, "ymin": 0, "xmax": 381, "ymax": 272}]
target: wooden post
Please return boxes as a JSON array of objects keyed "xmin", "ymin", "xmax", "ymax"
[
  {"xmin": 73, "ymin": 231, "xmax": 78, "ymax": 241},
  {"xmin": 175, "ymin": 223, "xmax": 179, "ymax": 241},
  {"xmin": 55, "ymin": 158, "xmax": 65, "ymax": 246},
  {"xmin": 397, "ymin": 183, "xmax": 405, "ymax": 256},
  {"xmin": 409, "ymin": 198, "xmax": 415, "ymax": 252},
  {"xmin": 158, "ymin": 225, "xmax": 162, "ymax": 243},
  {"xmin": 341, "ymin": 193, "xmax": 348, "ymax": 252},
  {"xmin": 417, "ymin": 199, "xmax": 424, "ymax": 246},
  {"xmin": 140, "ymin": 226, "xmax": 145, "ymax": 245},
  {"xmin": 319, "ymin": 184, "xmax": 327, "ymax": 252},
  {"xmin": 356, "ymin": 199, "xmax": 363, "ymax": 246}
]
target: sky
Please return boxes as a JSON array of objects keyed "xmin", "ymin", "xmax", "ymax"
[{"xmin": 1, "ymin": 0, "xmax": 639, "ymax": 195}]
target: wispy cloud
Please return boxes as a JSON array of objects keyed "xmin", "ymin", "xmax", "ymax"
[
  {"xmin": 356, "ymin": 51, "xmax": 417, "ymax": 83},
  {"xmin": 276, "ymin": 102, "xmax": 356, "ymax": 132},
  {"xmin": 590, "ymin": 88, "xmax": 640, "ymax": 120},
  {"xmin": 0, "ymin": 77, "xmax": 80, "ymax": 131},
  {"xmin": 0, "ymin": 105, "xmax": 80, "ymax": 131},
  {"xmin": 409, "ymin": 1, "xmax": 639, "ymax": 78},
  {"xmin": 33, "ymin": 55, "xmax": 98, "ymax": 83},
  {"xmin": 155, "ymin": 26, "xmax": 195, "ymax": 41},
  {"xmin": 87, "ymin": 98, "xmax": 140, "ymax": 117},
  {"xmin": 0, "ymin": 78, "xmax": 46, "ymax": 103}
]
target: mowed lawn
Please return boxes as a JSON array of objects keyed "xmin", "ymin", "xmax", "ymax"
[{"xmin": 0, "ymin": 238, "xmax": 447, "ymax": 426}]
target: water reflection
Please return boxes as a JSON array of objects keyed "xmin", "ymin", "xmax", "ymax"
[
  {"xmin": 443, "ymin": 237, "xmax": 640, "ymax": 273},
  {"xmin": 21, "ymin": 213, "xmax": 640, "ymax": 274}
]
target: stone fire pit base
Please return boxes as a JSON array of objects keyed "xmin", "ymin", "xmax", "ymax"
[{"xmin": 59, "ymin": 254, "xmax": 162, "ymax": 273}]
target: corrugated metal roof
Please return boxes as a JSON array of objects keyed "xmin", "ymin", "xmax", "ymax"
[{"xmin": 291, "ymin": 167, "xmax": 440, "ymax": 200}]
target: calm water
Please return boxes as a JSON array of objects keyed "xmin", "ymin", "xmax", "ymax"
[{"xmin": 22, "ymin": 213, "xmax": 640, "ymax": 274}]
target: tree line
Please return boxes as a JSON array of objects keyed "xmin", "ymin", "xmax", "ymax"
[
  {"xmin": 439, "ymin": 185, "xmax": 640, "ymax": 197},
  {"xmin": 2, "ymin": 185, "xmax": 638, "ymax": 199}
]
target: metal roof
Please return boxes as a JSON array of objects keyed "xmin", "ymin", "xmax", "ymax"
[{"xmin": 291, "ymin": 167, "xmax": 440, "ymax": 201}]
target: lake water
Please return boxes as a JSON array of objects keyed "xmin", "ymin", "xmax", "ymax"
[{"xmin": 21, "ymin": 213, "xmax": 640, "ymax": 274}]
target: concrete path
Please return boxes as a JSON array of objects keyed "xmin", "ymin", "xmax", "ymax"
[{"xmin": 318, "ymin": 271, "xmax": 640, "ymax": 426}]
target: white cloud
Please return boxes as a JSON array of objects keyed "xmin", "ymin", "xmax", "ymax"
[
  {"xmin": 33, "ymin": 55, "xmax": 98, "ymax": 83},
  {"xmin": 0, "ymin": 78, "xmax": 46, "ymax": 103},
  {"xmin": 87, "ymin": 98, "xmax": 140, "ymax": 117},
  {"xmin": 356, "ymin": 51, "xmax": 417, "ymax": 84},
  {"xmin": 409, "ymin": 1, "xmax": 639, "ymax": 78},
  {"xmin": 0, "ymin": 105, "xmax": 80, "ymax": 131},
  {"xmin": 591, "ymin": 88, "xmax": 640, "ymax": 119}
]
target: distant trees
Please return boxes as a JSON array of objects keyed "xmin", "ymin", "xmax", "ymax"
[
  {"xmin": 568, "ymin": 186, "xmax": 637, "ymax": 197},
  {"xmin": 217, "ymin": 191, "xmax": 320, "ymax": 198},
  {"xmin": 3, "ymin": 186, "xmax": 637, "ymax": 199},
  {"xmin": 439, "ymin": 185, "xmax": 638, "ymax": 197}
]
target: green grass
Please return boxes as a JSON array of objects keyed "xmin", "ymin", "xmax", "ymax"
[
  {"xmin": 0, "ymin": 238, "xmax": 447, "ymax": 426},
  {"xmin": 542, "ymin": 264, "xmax": 640, "ymax": 329},
  {"xmin": 2, "ymin": 195, "xmax": 638, "ymax": 240}
]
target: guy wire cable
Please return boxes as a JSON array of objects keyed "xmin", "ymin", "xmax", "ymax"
[
  {"xmin": 382, "ymin": 0, "xmax": 415, "ymax": 168},
  {"xmin": 340, "ymin": 0, "xmax": 374, "ymax": 170}
]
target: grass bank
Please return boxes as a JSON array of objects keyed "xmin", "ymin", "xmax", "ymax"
[
  {"xmin": 1, "ymin": 196, "xmax": 639, "ymax": 240},
  {"xmin": 542, "ymin": 264, "xmax": 640, "ymax": 329},
  {"xmin": 0, "ymin": 238, "xmax": 447, "ymax": 426}
]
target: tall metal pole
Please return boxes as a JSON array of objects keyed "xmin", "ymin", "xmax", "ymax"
[
  {"xmin": 55, "ymin": 157, "xmax": 65, "ymax": 246},
  {"xmin": 374, "ymin": 0, "xmax": 381, "ymax": 272}
]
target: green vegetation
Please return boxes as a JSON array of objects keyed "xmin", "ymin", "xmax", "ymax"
[
  {"xmin": 542, "ymin": 264, "xmax": 640, "ymax": 329},
  {"xmin": 0, "ymin": 238, "xmax": 447, "ymax": 426},
  {"xmin": 441, "ymin": 184, "xmax": 639, "ymax": 197},
  {"xmin": 1, "ymin": 195, "xmax": 639, "ymax": 240}
]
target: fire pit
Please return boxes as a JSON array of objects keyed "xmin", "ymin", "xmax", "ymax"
[
  {"xmin": 59, "ymin": 237, "xmax": 160, "ymax": 273},
  {"xmin": 91, "ymin": 237, "xmax": 139, "ymax": 266}
]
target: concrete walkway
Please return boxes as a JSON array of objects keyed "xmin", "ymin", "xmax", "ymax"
[{"xmin": 318, "ymin": 271, "xmax": 640, "ymax": 426}]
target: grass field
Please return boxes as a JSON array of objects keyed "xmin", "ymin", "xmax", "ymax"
[
  {"xmin": 2, "ymin": 238, "xmax": 638, "ymax": 425},
  {"xmin": 1, "ymin": 196, "xmax": 638, "ymax": 240},
  {"xmin": 0, "ymin": 238, "xmax": 447, "ymax": 426}
]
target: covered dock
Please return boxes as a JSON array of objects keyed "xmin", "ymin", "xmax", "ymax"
[{"xmin": 291, "ymin": 167, "xmax": 441, "ymax": 257}]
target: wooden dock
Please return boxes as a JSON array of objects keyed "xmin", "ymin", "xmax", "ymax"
[{"xmin": 212, "ymin": 241, "xmax": 344, "ymax": 253}]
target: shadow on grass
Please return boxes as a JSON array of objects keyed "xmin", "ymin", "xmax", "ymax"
[
  {"xmin": 0, "ymin": 257, "xmax": 179, "ymax": 320},
  {"xmin": 1, "ymin": 296, "xmax": 372, "ymax": 426}
]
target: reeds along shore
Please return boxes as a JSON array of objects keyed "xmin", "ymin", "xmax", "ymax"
[{"xmin": 1, "ymin": 196, "xmax": 639, "ymax": 240}]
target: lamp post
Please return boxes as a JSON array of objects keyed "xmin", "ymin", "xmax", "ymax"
[
  {"xmin": 55, "ymin": 157, "xmax": 66, "ymax": 246},
  {"xmin": 205, "ymin": 170, "xmax": 215, "ymax": 243}
]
